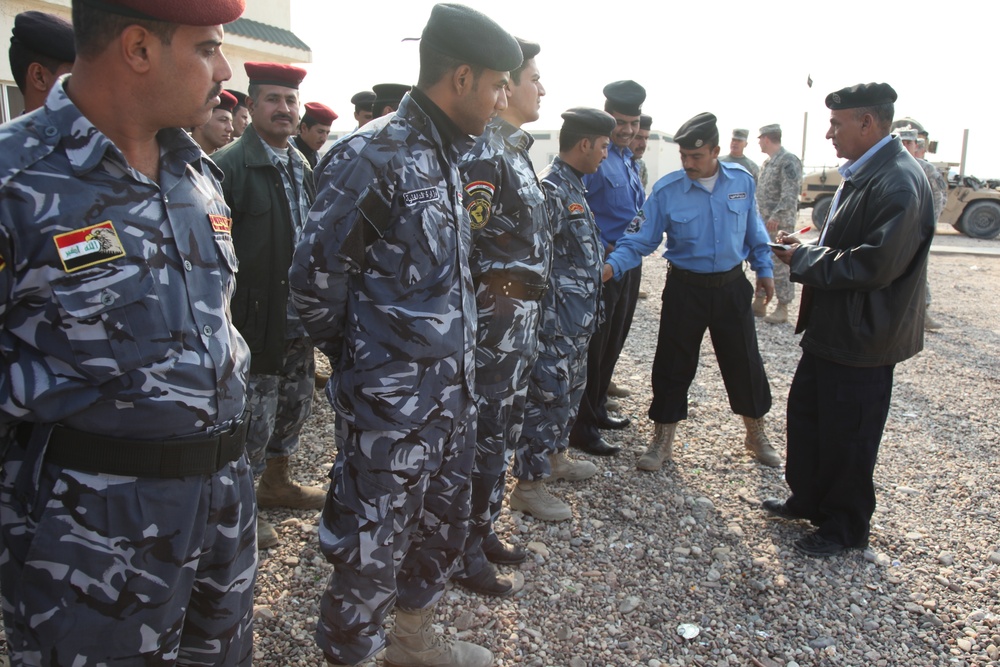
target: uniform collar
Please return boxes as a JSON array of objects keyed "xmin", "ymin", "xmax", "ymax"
[{"xmin": 492, "ymin": 116, "xmax": 533, "ymax": 153}]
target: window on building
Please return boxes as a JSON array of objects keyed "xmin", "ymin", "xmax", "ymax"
[{"xmin": 2, "ymin": 84, "xmax": 25, "ymax": 122}]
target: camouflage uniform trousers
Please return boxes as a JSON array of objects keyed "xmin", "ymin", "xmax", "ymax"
[
  {"xmin": 759, "ymin": 218, "xmax": 796, "ymax": 305},
  {"xmin": 244, "ymin": 335, "xmax": 315, "ymax": 475},
  {"xmin": 512, "ymin": 333, "xmax": 590, "ymax": 481},
  {"xmin": 315, "ymin": 399, "xmax": 476, "ymax": 665},
  {"xmin": 459, "ymin": 290, "xmax": 540, "ymax": 578},
  {"xmin": 0, "ymin": 439, "xmax": 257, "ymax": 666}
]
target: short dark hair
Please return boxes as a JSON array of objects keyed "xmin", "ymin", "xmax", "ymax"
[
  {"xmin": 8, "ymin": 44, "xmax": 63, "ymax": 92},
  {"xmin": 510, "ymin": 57, "xmax": 533, "ymax": 86},
  {"xmin": 72, "ymin": 2, "xmax": 177, "ymax": 60},
  {"xmin": 560, "ymin": 130, "xmax": 606, "ymax": 153},
  {"xmin": 416, "ymin": 41, "xmax": 483, "ymax": 90},
  {"xmin": 854, "ymin": 103, "xmax": 894, "ymax": 132}
]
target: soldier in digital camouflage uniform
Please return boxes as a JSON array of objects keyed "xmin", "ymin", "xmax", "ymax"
[
  {"xmin": 755, "ymin": 123, "xmax": 803, "ymax": 324},
  {"xmin": 289, "ymin": 5, "xmax": 521, "ymax": 666},
  {"xmin": 510, "ymin": 107, "xmax": 618, "ymax": 519},
  {"xmin": 451, "ymin": 38, "xmax": 551, "ymax": 597},
  {"xmin": 897, "ymin": 124, "xmax": 947, "ymax": 330},
  {"xmin": 720, "ymin": 128, "xmax": 760, "ymax": 181},
  {"xmin": 0, "ymin": 1, "xmax": 256, "ymax": 664}
]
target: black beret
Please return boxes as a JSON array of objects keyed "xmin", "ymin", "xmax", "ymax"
[
  {"xmin": 674, "ymin": 112, "xmax": 719, "ymax": 150},
  {"xmin": 225, "ymin": 89, "xmax": 248, "ymax": 109},
  {"xmin": 561, "ymin": 107, "xmax": 617, "ymax": 137},
  {"xmin": 11, "ymin": 11, "xmax": 76, "ymax": 64},
  {"xmin": 372, "ymin": 83, "xmax": 411, "ymax": 110},
  {"xmin": 421, "ymin": 3, "xmax": 522, "ymax": 72},
  {"xmin": 515, "ymin": 38, "xmax": 540, "ymax": 63},
  {"xmin": 603, "ymin": 80, "xmax": 645, "ymax": 116},
  {"xmin": 639, "ymin": 114, "xmax": 652, "ymax": 131},
  {"xmin": 825, "ymin": 82, "xmax": 897, "ymax": 110},
  {"xmin": 76, "ymin": 0, "xmax": 245, "ymax": 25},
  {"xmin": 351, "ymin": 90, "xmax": 376, "ymax": 112}
]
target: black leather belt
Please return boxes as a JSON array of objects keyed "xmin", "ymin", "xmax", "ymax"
[
  {"xmin": 478, "ymin": 270, "xmax": 547, "ymax": 301},
  {"xmin": 668, "ymin": 264, "xmax": 743, "ymax": 288},
  {"xmin": 18, "ymin": 418, "xmax": 248, "ymax": 478}
]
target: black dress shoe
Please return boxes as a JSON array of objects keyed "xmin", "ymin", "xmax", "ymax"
[
  {"xmin": 762, "ymin": 498, "xmax": 808, "ymax": 521},
  {"xmin": 597, "ymin": 414, "xmax": 631, "ymax": 430},
  {"xmin": 483, "ymin": 534, "xmax": 527, "ymax": 565},
  {"xmin": 793, "ymin": 531, "xmax": 866, "ymax": 558},
  {"xmin": 454, "ymin": 565, "xmax": 513, "ymax": 597},
  {"xmin": 572, "ymin": 437, "xmax": 621, "ymax": 456}
]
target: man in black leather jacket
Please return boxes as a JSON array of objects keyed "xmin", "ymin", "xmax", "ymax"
[{"xmin": 766, "ymin": 82, "xmax": 934, "ymax": 557}]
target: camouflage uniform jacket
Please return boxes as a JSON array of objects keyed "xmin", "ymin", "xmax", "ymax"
[
  {"xmin": 917, "ymin": 158, "xmax": 948, "ymax": 221},
  {"xmin": 538, "ymin": 157, "xmax": 604, "ymax": 339},
  {"xmin": 289, "ymin": 92, "xmax": 476, "ymax": 430},
  {"xmin": 213, "ymin": 124, "xmax": 315, "ymax": 375},
  {"xmin": 756, "ymin": 146, "xmax": 802, "ymax": 225},
  {"xmin": 720, "ymin": 154, "xmax": 760, "ymax": 181},
  {"xmin": 460, "ymin": 117, "xmax": 551, "ymax": 286},
  {"xmin": 0, "ymin": 79, "xmax": 249, "ymax": 438}
]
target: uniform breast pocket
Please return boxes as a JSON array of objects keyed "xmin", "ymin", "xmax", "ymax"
[
  {"xmin": 726, "ymin": 199, "xmax": 750, "ymax": 234},
  {"xmin": 51, "ymin": 258, "xmax": 179, "ymax": 381},
  {"xmin": 604, "ymin": 174, "xmax": 630, "ymax": 209},
  {"xmin": 517, "ymin": 183, "xmax": 545, "ymax": 209},
  {"xmin": 669, "ymin": 208, "xmax": 701, "ymax": 244}
]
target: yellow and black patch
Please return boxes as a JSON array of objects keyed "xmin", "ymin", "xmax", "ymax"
[
  {"xmin": 568, "ymin": 203, "xmax": 585, "ymax": 215},
  {"xmin": 0, "ymin": 253, "xmax": 5, "ymax": 273},
  {"xmin": 53, "ymin": 221, "xmax": 126, "ymax": 273},
  {"xmin": 464, "ymin": 180, "xmax": 495, "ymax": 230}
]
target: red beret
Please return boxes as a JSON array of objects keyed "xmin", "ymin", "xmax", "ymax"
[
  {"xmin": 215, "ymin": 90, "xmax": 238, "ymax": 113},
  {"xmin": 77, "ymin": 0, "xmax": 245, "ymax": 26},
  {"xmin": 244, "ymin": 62, "xmax": 307, "ymax": 89},
  {"xmin": 303, "ymin": 102, "xmax": 337, "ymax": 125}
]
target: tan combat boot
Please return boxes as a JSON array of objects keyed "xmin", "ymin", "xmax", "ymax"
[
  {"xmin": 924, "ymin": 312, "xmax": 942, "ymax": 331},
  {"xmin": 508, "ymin": 479, "xmax": 572, "ymax": 521},
  {"xmin": 742, "ymin": 416, "xmax": 782, "ymax": 467},
  {"xmin": 385, "ymin": 605, "xmax": 493, "ymax": 667},
  {"xmin": 256, "ymin": 456, "xmax": 326, "ymax": 510},
  {"xmin": 752, "ymin": 294, "xmax": 767, "ymax": 318},
  {"xmin": 548, "ymin": 450, "xmax": 597, "ymax": 482},
  {"xmin": 764, "ymin": 302, "xmax": 788, "ymax": 324},
  {"xmin": 637, "ymin": 422, "xmax": 677, "ymax": 471},
  {"xmin": 257, "ymin": 516, "xmax": 278, "ymax": 549}
]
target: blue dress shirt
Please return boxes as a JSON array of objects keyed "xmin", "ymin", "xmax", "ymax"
[
  {"xmin": 582, "ymin": 143, "xmax": 646, "ymax": 246},
  {"xmin": 606, "ymin": 161, "xmax": 774, "ymax": 280}
]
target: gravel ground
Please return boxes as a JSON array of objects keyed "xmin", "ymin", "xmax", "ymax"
[
  {"xmin": 3, "ymin": 224, "xmax": 998, "ymax": 667},
  {"xmin": 247, "ymin": 224, "xmax": 1000, "ymax": 667}
]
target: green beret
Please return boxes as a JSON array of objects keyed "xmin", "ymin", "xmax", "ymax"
[
  {"xmin": 825, "ymin": 82, "xmax": 897, "ymax": 110},
  {"xmin": 675, "ymin": 112, "xmax": 719, "ymax": 149},
  {"xmin": 421, "ymin": 3, "xmax": 522, "ymax": 72},
  {"xmin": 561, "ymin": 107, "xmax": 616, "ymax": 136}
]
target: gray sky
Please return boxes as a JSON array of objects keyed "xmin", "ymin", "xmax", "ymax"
[{"xmin": 290, "ymin": 0, "xmax": 1000, "ymax": 177}]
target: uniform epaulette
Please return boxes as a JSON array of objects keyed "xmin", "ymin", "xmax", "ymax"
[{"xmin": 0, "ymin": 109, "xmax": 60, "ymax": 191}]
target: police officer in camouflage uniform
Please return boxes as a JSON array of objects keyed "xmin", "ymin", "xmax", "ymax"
[
  {"xmin": 454, "ymin": 38, "xmax": 550, "ymax": 597},
  {"xmin": 289, "ymin": 5, "xmax": 521, "ymax": 666},
  {"xmin": 755, "ymin": 123, "xmax": 803, "ymax": 324},
  {"xmin": 898, "ymin": 124, "xmax": 947, "ymax": 330},
  {"xmin": 214, "ymin": 62, "xmax": 326, "ymax": 551},
  {"xmin": 510, "ymin": 108, "xmax": 617, "ymax": 520},
  {"xmin": 720, "ymin": 128, "xmax": 760, "ymax": 181},
  {"xmin": 0, "ymin": 1, "xmax": 256, "ymax": 664}
]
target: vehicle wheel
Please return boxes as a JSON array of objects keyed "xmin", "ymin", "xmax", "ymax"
[
  {"xmin": 958, "ymin": 200, "xmax": 1000, "ymax": 239},
  {"xmin": 811, "ymin": 196, "xmax": 832, "ymax": 229}
]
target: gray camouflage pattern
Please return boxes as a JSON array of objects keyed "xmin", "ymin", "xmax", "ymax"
[
  {"xmin": 289, "ymin": 92, "xmax": 477, "ymax": 664},
  {"xmin": 457, "ymin": 117, "xmax": 549, "ymax": 577},
  {"xmin": 513, "ymin": 157, "xmax": 604, "ymax": 480},
  {"xmin": 244, "ymin": 336, "xmax": 315, "ymax": 474},
  {"xmin": 0, "ymin": 79, "xmax": 254, "ymax": 664},
  {"xmin": 918, "ymin": 158, "xmax": 947, "ymax": 307},
  {"xmin": 757, "ymin": 146, "xmax": 803, "ymax": 304}
]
